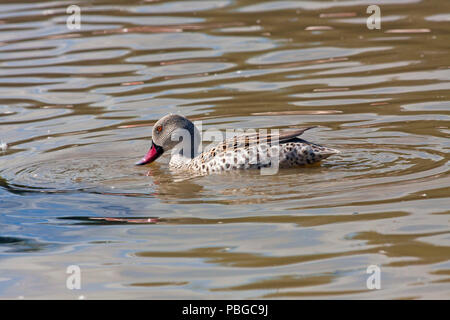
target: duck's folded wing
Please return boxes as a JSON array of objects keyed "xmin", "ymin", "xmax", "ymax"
[
  {"xmin": 199, "ymin": 126, "xmax": 316, "ymax": 161},
  {"xmin": 272, "ymin": 126, "xmax": 317, "ymax": 143}
]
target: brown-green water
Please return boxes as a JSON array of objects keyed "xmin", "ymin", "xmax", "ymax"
[{"xmin": 0, "ymin": 0, "xmax": 449, "ymax": 299}]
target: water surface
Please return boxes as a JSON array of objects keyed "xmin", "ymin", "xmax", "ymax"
[{"xmin": 0, "ymin": 0, "xmax": 449, "ymax": 299}]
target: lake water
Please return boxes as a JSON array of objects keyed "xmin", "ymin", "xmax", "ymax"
[{"xmin": 0, "ymin": 0, "xmax": 449, "ymax": 299}]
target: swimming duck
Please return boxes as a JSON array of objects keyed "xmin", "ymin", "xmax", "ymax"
[{"xmin": 136, "ymin": 114, "xmax": 339, "ymax": 174}]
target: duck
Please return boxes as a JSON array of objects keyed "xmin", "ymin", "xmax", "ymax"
[{"xmin": 136, "ymin": 114, "xmax": 339, "ymax": 174}]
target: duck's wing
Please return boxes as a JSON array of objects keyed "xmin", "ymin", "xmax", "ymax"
[
  {"xmin": 271, "ymin": 127, "xmax": 317, "ymax": 143},
  {"xmin": 199, "ymin": 126, "xmax": 316, "ymax": 161}
]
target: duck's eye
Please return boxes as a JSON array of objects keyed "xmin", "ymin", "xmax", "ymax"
[{"xmin": 156, "ymin": 125, "xmax": 163, "ymax": 133}]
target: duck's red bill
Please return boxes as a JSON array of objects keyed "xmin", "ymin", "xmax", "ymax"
[{"xmin": 136, "ymin": 142, "xmax": 163, "ymax": 165}]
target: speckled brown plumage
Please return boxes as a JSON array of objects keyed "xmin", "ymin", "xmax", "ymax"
[{"xmin": 169, "ymin": 128, "xmax": 340, "ymax": 174}]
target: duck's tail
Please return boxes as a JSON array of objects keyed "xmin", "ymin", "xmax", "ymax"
[
  {"xmin": 320, "ymin": 147, "xmax": 341, "ymax": 159},
  {"xmin": 311, "ymin": 145, "xmax": 340, "ymax": 160}
]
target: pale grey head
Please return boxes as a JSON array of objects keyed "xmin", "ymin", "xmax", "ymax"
[{"xmin": 136, "ymin": 114, "xmax": 200, "ymax": 165}]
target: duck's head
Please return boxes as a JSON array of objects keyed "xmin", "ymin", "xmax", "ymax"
[{"xmin": 136, "ymin": 114, "xmax": 199, "ymax": 165}]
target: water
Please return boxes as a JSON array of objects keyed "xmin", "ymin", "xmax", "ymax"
[{"xmin": 0, "ymin": 0, "xmax": 449, "ymax": 299}]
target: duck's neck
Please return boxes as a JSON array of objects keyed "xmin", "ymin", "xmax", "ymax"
[
  {"xmin": 169, "ymin": 153, "xmax": 188, "ymax": 167},
  {"xmin": 169, "ymin": 141, "xmax": 200, "ymax": 168},
  {"xmin": 168, "ymin": 125, "xmax": 201, "ymax": 168}
]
